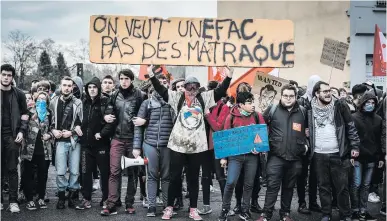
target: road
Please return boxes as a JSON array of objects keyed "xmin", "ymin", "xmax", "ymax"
[{"xmin": 2, "ymin": 166, "xmax": 386, "ymax": 221}]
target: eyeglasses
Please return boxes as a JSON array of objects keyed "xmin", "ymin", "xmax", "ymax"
[
  {"xmin": 320, "ymin": 90, "xmax": 331, "ymax": 94},
  {"xmin": 185, "ymin": 84, "xmax": 199, "ymax": 91},
  {"xmin": 176, "ymin": 85, "xmax": 183, "ymax": 89},
  {"xmin": 282, "ymin": 95, "xmax": 295, "ymax": 99}
]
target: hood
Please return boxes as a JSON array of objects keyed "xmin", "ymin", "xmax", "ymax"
[
  {"xmin": 304, "ymin": 75, "xmax": 321, "ymax": 101},
  {"xmin": 230, "ymin": 105, "xmax": 243, "ymax": 117},
  {"xmin": 72, "ymin": 76, "xmax": 84, "ymax": 91},
  {"xmin": 358, "ymin": 91, "xmax": 378, "ymax": 112},
  {"xmin": 85, "ymin": 77, "xmax": 101, "ymax": 100}
]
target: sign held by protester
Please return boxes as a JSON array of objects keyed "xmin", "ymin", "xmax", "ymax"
[
  {"xmin": 89, "ymin": 15, "xmax": 295, "ymax": 67},
  {"xmin": 213, "ymin": 124, "xmax": 269, "ymax": 159},
  {"xmin": 252, "ymin": 71, "xmax": 289, "ymax": 113},
  {"xmin": 320, "ymin": 38, "xmax": 349, "ymax": 71}
]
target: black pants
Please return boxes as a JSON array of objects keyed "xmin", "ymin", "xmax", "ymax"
[
  {"xmin": 168, "ymin": 150, "xmax": 203, "ymax": 208},
  {"xmin": 263, "ymin": 156, "xmax": 301, "ymax": 217},
  {"xmin": 1, "ymin": 134, "xmax": 20, "ymax": 203},
  {"xmin": 313, "ymin": 153, "xmax": 351, "ymax": 218},
  {"xmin": 296, "ymin": 155, "xmax": 318, "ymax": 205},
  {"xmin": 370, "ymin": 164, "xmax": 384, "ymax": 194},
  {"xmin": 213, "ymin": 156, "xmax": 226, "ymax": 199},
  {"xmin": 22, "ymin": 155, "xmax": 50, "ymax": 201},
  {"xmin": 235, "ymin": 159, "xmax": 261, "ymax": 204},
  {"xmin": 80, "ymin": 147, "xmax": 109, "ymax": 201},
  {"xmin": 201, "ymin": 150, "xmax": 214, "ymax": 205}
]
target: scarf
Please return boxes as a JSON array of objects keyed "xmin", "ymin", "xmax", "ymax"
[
  {"xmin": 240, "ymin": 109, "xmax": 252, "ymax": 116},
  {"xmin": 119, "ymin": 85, "xmax": 134, "ymax": 98},
  {"xmin": 311, "ymin": 97, "xmax": 335, "ymax": 127},
  {"xmin": 36, "ymin": 100, "xmax": 47, "ymax": 122}
]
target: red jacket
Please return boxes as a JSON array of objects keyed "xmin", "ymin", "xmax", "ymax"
[
  {"xmin": 223, "ymin": 106, "xmax": 265, "ymax": 130},
  {"xmin": 205, "ymin": 100, "xmax": 231, "ymax": 150}
]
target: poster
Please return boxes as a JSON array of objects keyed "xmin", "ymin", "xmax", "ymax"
[
  {"xmin": 252, "ymin": 71, "xmax": 290, "ymax": 113},
  {"xmin": 320, "ymin": 37, "xmax": 349, "ymax": 71},
  {"xmin": 89, "ymin": 15, "xmax": 295, "ymax": 67}
]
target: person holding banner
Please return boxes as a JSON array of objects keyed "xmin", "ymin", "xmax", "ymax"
[
  {"xmin": 256, "ymin": 84, "xmax": 307, "ymax": 221},
  {"xmin": 218, "ymin": 91, "xmax": 265, "ymax": 221},
  {"xmin": 148, "ymin": 66, "xmax": 233, "ymax": 221}
]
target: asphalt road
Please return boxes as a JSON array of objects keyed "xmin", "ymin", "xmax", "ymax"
[{"xmin": 1, "ymin": 166, "xmax": 386, "ymax": 221}]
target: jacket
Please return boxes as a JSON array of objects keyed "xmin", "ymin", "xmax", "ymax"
[
  {"xmin": 263, "ymin": 102, "xmax": 308, "ymax": 161},
  {"xmin": 205, "ymin": 100, "xmax": 231, "ymax": 150},
  {"xmin": 80, "ymin": 77, "xmax": 110, "ymax": 148},
  {"xmin": 133, "ymin": 93, "xmax": 174, "ymax": 149},
  {"xmin": 352, "ymin": 92, "xmax": 383, "ymax": 162},
  {"xmin": 223, "ymin": 106, "xmax": 265, "ymax": 130},
  {"xmin": 308, "ymin": 98, "xmax": 360, "ymax": 160},
  {"xmin": 21, "ymin": 108, "xmax": 52, "ymax": 161},
  {"xmin": 103, "ymin": 85, "xmax": 145, "ymax": 140}
]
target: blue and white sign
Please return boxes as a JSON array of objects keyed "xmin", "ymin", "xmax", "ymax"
[{"xmin": 213, "ymin": 124, "xmax": 269, "ymax": 159}]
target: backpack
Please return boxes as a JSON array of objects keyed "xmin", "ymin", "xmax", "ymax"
[
  {"xmin": 229, "ymin": 111, "xmax": 260, "ymax": 129},
  {"xmin": 267, "ymin": 104, "xmax": 306, "ymax": 125}
]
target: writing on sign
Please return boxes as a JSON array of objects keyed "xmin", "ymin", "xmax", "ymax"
[
  {"xmin": 89, "ymin": 15, "xmax": 295, "ymax": 67},
  {"xmin": 213, "ymin": 124, "xmax": 269, "ymax": 159},
  {"xmin": 320, "ymin": 37, "xmax": 349, "ymax": 71}
]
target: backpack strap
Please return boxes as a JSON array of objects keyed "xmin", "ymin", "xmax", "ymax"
[
  {"xmin": 267, "ymin": 104, "xmax": 278, "ymax": 125},
  {"xmin": 177, "ymin": 94, "xmax": 185, "ymax": 114},
  {"xmin": 196, "ymin": 93, "xmax": 205, "ymax": 111},
  {"xmin": 253, "ymin": 111, "xmax": 260, "ymax": 124},
  {"xmin": 216, "ymin": 102, "xmax": 225, "ymax": 117},
  {"xmin": 229, "ymin": 114, "xmax": 234, "ymax": 129}
]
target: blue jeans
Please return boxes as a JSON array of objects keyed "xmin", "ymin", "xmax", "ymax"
[
  {"xmin": 350, "ymin": 161, "xmax": 375, "ymax": 212},
  {"xmin": 55, "ymin": 141, "xmax": 81, "ymax": 192},
  {"xmin": 222, "ymin": 154, "xmax": 258, "ymax": 211}
]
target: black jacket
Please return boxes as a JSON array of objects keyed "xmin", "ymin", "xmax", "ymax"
[
  {"xmin": 352, "ymin": 92, "xmax": 383, "ymax": 162},
  {"xmin": 308, "ymin": 98, "xmax": 360, "ymax": 160},
  {"xmin": 103, "ymin": 85, "xmax": 145, "ymax": 140},
  {"xmin": 80, "ymin": 77, "xmax": 110, "ymax": 148},
  {"xmin": 133, "ymin": 93, "xmax": 174, "ymax": 149},
  {"xmin": 297, "ymin": 96, "xmax": 312, "ymax": 110},
  {"xmin": 263, "ymin": 102, "xmax": 308, "ymax": 161}
]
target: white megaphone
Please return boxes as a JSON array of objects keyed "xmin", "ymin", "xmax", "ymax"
[{"xmin": 121, "ymin": 156, "xmax": 148, "ymax": 170}]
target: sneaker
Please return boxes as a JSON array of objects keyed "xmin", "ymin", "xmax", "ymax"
[
  {"xmin": 76, "ymin": 199, "xmax": 92, "ymax": 210},
  {"xmin": 100, "ymin": 200, "xmax": 107, "ymax": 209},
  {"xmin": 44, "ymin": 191, "xmax": 50, "ymax": 203},
  {"xmin": 37, "ymin": 199, "xmax": 47, "ymax": 209},
  {"xmin": 298, "ymin": 203, "xmax": 311, "ymax": 214},
  {"xmin": 9, "ymin": 203, "xmax": 21, "ymax": 213},
  {"xmin": 228, "ymin": 209, "xmax": 236, "ymax": 216},
  {"xmin": 17, "ymin": 192, "xmax": 26, "ymax": 204},
  {"xmin": 233, "ymin": 204, "xmax": 242, "ymax": 215},
  {"xmin": 100, "ymin": 205, "xmax": 118, "ymax": 216},
  {"xmin": 198, "ymin": 205, "xmax": 212, "ymax": 215},
  {"xmin": 210, "ymin": 185, "xmax": 215, "ymax": 193},
  {"xmin": 26, "ymin": 201, "xmax": 37, "ymax": 211},
  {"xmin": 368, "ymin": 192, "xmax": 380, "ymax": 203},
  {"xmin": 92, "ymin": 179, "xmax": 100, "ymax": 192},
  {"xmin": 189, "ymin": 208, "xmax": 203, "ymax": 221},
  {"xmin": 320, "ymin": 216, "xmax": 331, "ymax": 221},
  {"xmin": 250, "ymin": 200, "xmax": 262, "ymax": 213},
  {"xmin": 239, "ymin": 211, "xmax": 252, "ymax": 221},
  {"xmin": 162, "ymin": 206, "xmax": 174, "ymax": 220},
  {"xmin": 359, "ymin": 212, "xmax": 377, "ymax": 221},
  {"xmin": 126, "ymin": 205, "xmax": 135, "ymax": 214},
  {"xmin": 380, "ymin": 205, "xmax": 386, "ymax": 215},
  {"xmin": 147, "ymin": 207, "xmax": 156, "ymax": 217},
  {"xmin": 218, "ymin": 209, "xmax": 229, "ymax": 221},
  {"xmin": 142, "ymin": 198, "xmax": 149, "ymax": 208},
  {"xmin": 256, "ymin": 213, "xmax": 269, "ymax": 221},
  {"xmin": 157, "ymin": 196, "xmax": 163, "ymax": 206},
  {"xmin": 280, "ymin": 213, "xmax": 294, "ymax": 221},
  {"xmin": 309, "ymin": 202, "xmax": 322, "ymax": 213}
]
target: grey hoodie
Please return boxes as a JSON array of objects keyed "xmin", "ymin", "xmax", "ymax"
[{"xmin": 72, "ymin": 76, "xmax": 84, "ymax": 99}]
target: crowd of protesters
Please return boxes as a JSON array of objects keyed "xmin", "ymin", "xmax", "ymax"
[{"xmin": 1, "ymin": 63, "xmax": 386, "ymax": 221}]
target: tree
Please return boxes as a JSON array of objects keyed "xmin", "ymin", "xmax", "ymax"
[
  {"xmin": 2, "ymin": 30, "xmax": 38, "ymax": 89},
  {"xmin": 52, "ymin": 52, "xmax": 70, "ymax": 83},
  {"xmin": 38, "ymin": 50, "xmax": 53, "ymax": 78}
]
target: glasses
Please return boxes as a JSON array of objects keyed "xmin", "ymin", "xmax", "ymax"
[
  {"xmin": 282, "ymin": 95, "xmax": 295, "ymax": 99},
  {"xmin": 37, "ymin": 87, "xmax": 49, "ymax": 92},
  {"xmin": 185, "ymin": 84, "xmax": 199, "ymax": 91},
  {"xmin": 320, "ymin": 90, "xmax": 331, "ymax": 94},
  {"xmin": 176, "ymin": 85, "xmax": 183, "ymax": 89}
]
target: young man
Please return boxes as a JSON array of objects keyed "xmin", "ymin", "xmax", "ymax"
[
  {"xmin": 50, "ymin": 76, "xmax": 83, "ymax": 209},
  {"xmin": 218, "ymin": 91, "xmax": 265, "ymax": 221},
  {"xmin": 71, "ymin": 76, "xmax": 84, "ymax": 100},
  {"xmin": 1, "ymin": 64, "xmax": 29, "ymax": 213},
  {"xmin": 257, "ymin": 84, "xmax": 307, "ymax": 221},
  {"xmin": 309, "ymin": 81, "xmax": 360, "ymax": 221},
  {"xmin": 350, "ymin": 92, "xmax": 384, "ymax": 221},
  {"xmin": 76, "ymin": 77, "xmax": 110, "ymax": 210},
  {"xmin": 101, "ymin": 69, "xmax": 145, "ymax": 216},
  {"xmin": 101, "ymin": 75, "xmax": 115, "ymax": 97}
]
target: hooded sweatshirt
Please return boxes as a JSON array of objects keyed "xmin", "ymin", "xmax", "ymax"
[
  {"xmin": 352, "ymin": 92, "xmax": 383, "ymax": 162},
  {"xmin": 72, "ymin": 76, "xmax": 84, "ymax": 100},
  {"xmin": 223, "ymin": 106, "xmax": 265, "ymax": 131},
  {"xmin": 298, "ymin": 75, "xmax": 321, "ymax": 110}
]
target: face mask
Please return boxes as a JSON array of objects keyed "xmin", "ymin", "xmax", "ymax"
[
  {"xmin": 240, "ymin": 109, "xmax": 252, "ymax": 116},
  {"xmin": 363, "ymin": 103, "xmax": 375, "ymax": 112},
  {"xmin": 36, "ymin": 100, "xmax": 47, "ymax": 122}
]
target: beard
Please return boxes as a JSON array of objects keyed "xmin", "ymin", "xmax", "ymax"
[
  {"xmin": 61, "ymin": 90, "xmax": 72, "ymax": 99},
  {"xmin": 319, "ymin": 96, "xmax": 331, "ymax": 105}
]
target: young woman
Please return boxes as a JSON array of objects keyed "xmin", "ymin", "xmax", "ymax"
[{"xmin": 21, "ymin": 91, "xmax": 53, "ymax": 210}]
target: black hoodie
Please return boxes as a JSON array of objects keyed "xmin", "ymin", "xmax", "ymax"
[
  {"xmin": 80, "ymin": 77, "xmax": 110, "ymax": 148},
  {"xmin": 352, "ymin": 92, "xmax": 383, "ymax": 162}
]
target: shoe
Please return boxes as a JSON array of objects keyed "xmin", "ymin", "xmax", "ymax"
[
  {"xmin": 174, "ymin": 197, "xmax": 184, "ymax": 210},
  {"xmin": 9, "ymin": 203, "xmax": 21, "ymax": 213},
  {"xmin": 189, "ymin": 208, "xmax": 203, "ymax": 221},
  {"xmin": 233, "ymin": 204, "xmax": 242, "ymax": 215},
  {"xmin": 68, "ymin": 191, "xmax": 78, "ymax": 208},
  {"xmin": 228, "ymin": 209, "xmax": 236, "ymax": 216},
  {"xmin": 92, "ymin": 179, "xmax": 100, "ymax": 192},
  {"xmin": 26, "ymin": 201, "xmax": 37, "ymax": 210},
  {"xmin": 256, "ymin": 213, "xmax": 269, "ymax": 221},
  {"xmin": 56, "ymin": 191, "xmax": 66, "ymax": 209},
  {"xmin": 309, "ymin": 202, "xmax": 322, "ymax": 213},
  {"xmin": 126, "ymin": 205, "xmax": 136, "ymax": 214},
  {"xmin": 368, "ymin": 192, "xmax": 380, "ymax": 203},
  {"xmin": 320, "ymin": 216, "xmax": 331, "ymax": 221},
  {"xmin": 280, "ymin": 213, "xmax": 294, "ymax": 221},
  {"xmin": 37, "ymin": 199, "xmax": 47, "ymax": 209},
  {"xmin": 339, "ymin": 217, "xmax": 351, "ymax": 221},
  {"xmin": 359, "ymin": 212, "xmax": 377, "ymax": 221},
  {"xmin": 218, "ymin": 209, "xmax": 229, "ymax": 221},
  {"xmin": 44, "ymin": 191, "xmax": 50, "ymax": 203},
  {"xmin": 351, "ymin": 212, "xmax": 360, "ymax": 221},
  {"xmin": 250, "ymin": 200, "xmax": 262, "ymax": 213},
  {"xmin": 147, "ymin": 207, "xmax": 156, "ymax": 217},
  {"xmin": 142, "ymin": 198, "xmax": 149, "ymax": 208},
  {"xmin": 198, "ymin": 205, "xmax": 212, "ymax": 215},
  {"xmin": 76, "ymin": 199, "xmax": 92, "ymax": 210},
  {"xmin": 116, "ymin": 199, "xmax": 122, "ymax": 207},
  {"xmin": 298, "ymin": 203, "xmax": 311, "ymax": 214},
  {"xmin": 239, "ymin": 211, "xmax": 252, "ymax": 221},
  {"xmin": 380, "ymin": 205, "xmax": 386, "ymax": 215},
  {"xmin": 162, "ymin": 206, "xmax": 174, "ymax": 220},
  {"xmin": 157, "ymin": 196, "xmax": 164, "ymax": 206},
  {"xmin": 100, "ymin": 205, "xmax": 118, "ymax": 216},
  {"xmin": 100, "ymin": 200, "xmax": 107, "ymax": 209},
  {"xmin": 17, "ymin": 192, "xmax": 26, "ymax": 204}
]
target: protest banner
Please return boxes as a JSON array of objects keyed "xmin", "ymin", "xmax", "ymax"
[
  {"xmin": 320, "ymin": 37, "xmax": 349, "ymax": 71},
  {"xmin": 252, "ymin": 71, "xmax": 289, "ymax": 113},
  {"xmin": 213, "ymin": 124, "xmax": 269, "ymax": 159},
  {"xmin": 89, "ymin": 15, "xmax": 295, "ymax": 67}
]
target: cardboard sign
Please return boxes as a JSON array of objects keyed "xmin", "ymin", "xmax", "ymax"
[
  {"xmin": 252, "ymin": 71, "xmax": 290, "ymax": 113},
  {"xmin": 89, "ymin": 15, "xmax": 295, "ymax": 67},
  {"xmin": 320, "ymin": 38, "xmax": 349, "ymax": 71},
  {"xmin": 213, "ymin": 124, "xmax": 269, "ymax": 159}
]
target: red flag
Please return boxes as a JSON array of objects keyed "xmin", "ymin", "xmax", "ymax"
[
  {"xmin": 373, "ymin": 24, "xmax": 386, "ymax": 76},
  {"xmin": 208, "ymin": 67, "xmax": 227, "ymax": 82},
  {"xmin": 138, "ymin": 65, "xmax": 173, "ymax": 81}
]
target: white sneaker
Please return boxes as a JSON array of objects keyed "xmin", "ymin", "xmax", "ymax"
[
  {"xmin": 8, "ymin": 203, "xmax": 20, "ymax": 213},
  {"xmin": 92, "ymin": 179, "xmax": 100, "ymax": 191},
  {"xmin": 156, "ymin": 196, "xmax": 163, "ymax": 206},
  {"xmin": 368, "ymin": 192, "xmax": 381, "ymax": 203},
  {"xmin": 142, "ymin": 198, "xmax": 149, "ymax": 208}
]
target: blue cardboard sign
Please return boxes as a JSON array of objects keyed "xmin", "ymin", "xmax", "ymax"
[{"xmin": 213, "ymin": 124, "xmax": 269, "ymax": 159}]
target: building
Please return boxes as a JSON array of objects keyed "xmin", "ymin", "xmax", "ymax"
[{"xmin": 349, "ymin": 0, "xmax": 386, "ymax": 90}]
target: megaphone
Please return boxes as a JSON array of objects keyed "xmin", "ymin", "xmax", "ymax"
[{"xmin": 121, "ymin": 156, "xmax": 148, "ymax": 170}]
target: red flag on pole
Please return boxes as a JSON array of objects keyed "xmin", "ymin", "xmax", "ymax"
[{"xmin": 373, "ymin": 24, "xmax": 386, "ymax": 76}]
